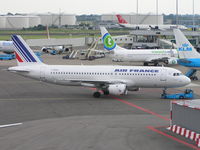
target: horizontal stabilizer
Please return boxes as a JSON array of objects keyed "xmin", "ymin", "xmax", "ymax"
[{"xmin": 8, "ymin": 67, "xmax": 30, "ymax": 72}]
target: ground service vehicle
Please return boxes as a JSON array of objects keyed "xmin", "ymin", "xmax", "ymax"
[{"xmin": 161, "ymin": 89, "xmax": 194, "ymax": 99}]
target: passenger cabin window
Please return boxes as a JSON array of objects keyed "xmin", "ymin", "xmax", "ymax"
[{"xmin": 173, "ymin": 73, "xmax": 182, "ymax": 76}]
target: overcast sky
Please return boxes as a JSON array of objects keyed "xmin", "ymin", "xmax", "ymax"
[{"xmin": 1, "ymin": 0, "xmax": 199, "ymax": 15}]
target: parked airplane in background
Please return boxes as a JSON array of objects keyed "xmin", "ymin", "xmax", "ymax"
[
  {"xmin": 100, "ymin": 27, "xmax": 178, "ymax": 66},
  {"xmin": 8, "ymin": 35, "xmax": 190, "ymax": 98},
  {"xmin": 0, "ymin": 41, "xmax": 14, "ymax": 54},
  {"xmin": 116, "ymin": 15, "xmax": 187, "ymax": 30},
  {"xmin": 41, "ymin": 46, "xmax": 69, "ymax": 54},
  {"xmin": 41, "ymin": 26, "xmax": 69, "ymax": 54},
  {"xmin": 174, "ymin": 29, "xmax": 200, "ymax": 80},
  {"xmin": 116, "ymin": 15, "xmax": 149, "ymax": 30},
  {"xmin": 0, "ymin": 40, "xmax": 66, "ymax": 55}
]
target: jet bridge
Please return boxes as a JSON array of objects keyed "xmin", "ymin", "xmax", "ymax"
[
  {"xmin": 129, "ymin": 30, "xmax": 200, "ymax": 48},
  {"xmin": 185, "ymin": 69, "xmax": 198, "ymax": 80}
]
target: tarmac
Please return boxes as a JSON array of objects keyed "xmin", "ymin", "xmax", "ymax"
[{"xmin": 0, "ymin": 54, "xmax": 200, "ymax": 150}]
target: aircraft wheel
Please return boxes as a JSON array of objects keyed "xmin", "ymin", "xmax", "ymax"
[{"xmin": 93, "ymin": 92, "xmax": 101, "ymax": 98}]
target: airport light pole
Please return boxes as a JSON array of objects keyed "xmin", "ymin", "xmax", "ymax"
[
  {"xmin": 176, "ymin": 0, "xmax": 179, "ymax": 26},
  {"xmin": 192, "ymin": 0, "xmax": 195, "ymax": 31},
  {"xmin": 136, "ymin": 0, "xmax": 139, "ymax": 24},
  {"xmin": 136, "ymin": 0, "xmax": 138, "ymax": 15},
  {"xmin": 156, "ymin": 0, "xmax": 158, "ymax": 25}
]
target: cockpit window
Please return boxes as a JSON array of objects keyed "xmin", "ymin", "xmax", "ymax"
[{"xmin": 173, "ymin": 73, "xmax": 182, "ymax": 76}]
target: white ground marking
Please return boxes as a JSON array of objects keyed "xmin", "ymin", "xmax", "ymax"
[{"xmin": 0, "ymin": 123, "xmax": 23, "ymax": 128}]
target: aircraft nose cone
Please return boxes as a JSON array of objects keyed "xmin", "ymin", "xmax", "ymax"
[{"xmin": 184, "ymin": 76, "xmax": 191, "ymax": 85}]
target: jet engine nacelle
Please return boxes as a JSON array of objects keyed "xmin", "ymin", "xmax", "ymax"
[
  {"xmin": 166, "ymin": 58, "xmax": 178, "ymax": 65},
  {"xmin": 41, "ymin": 46, "xmax": 65, "ymax": 53},
  {"xmin": 108, "ymin": 84, "xmax": 127, "ymax": 95},
  {"xmin": 41, "ymin": 47, "xmax": 51, "ymax": 53}
]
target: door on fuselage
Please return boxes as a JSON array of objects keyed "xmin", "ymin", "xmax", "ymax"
[
  {"xmin": 40, "ymin": 66, "xmax": 46, "ymax": 81},
  {"xmin": 160, "ymin": 68, "xmax": 167, "ymax": 82}
]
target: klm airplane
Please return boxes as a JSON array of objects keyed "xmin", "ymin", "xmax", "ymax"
[{"xmin": 174, "ymin": 29, "xmax": 200, "ymax": 80}]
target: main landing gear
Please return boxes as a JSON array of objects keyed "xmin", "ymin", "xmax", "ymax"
[
  {"xmin": 143, "ymin": 62, "xmax": 159, "ymax": 66},
  {"xmin": 93, "ymin": 90, "xmax": 110, "ymax": 98},
  {"xmin": 93, "ymin": 91, "xmax": 101, "ymax": 98},
  {"xmin": 103, "ymin": 90, "xmax": 109, "ymax": 95}
]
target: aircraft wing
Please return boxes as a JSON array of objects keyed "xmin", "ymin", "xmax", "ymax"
[
  {"xmin": 65, "ymin": 79, "xmax": 126, "ymax": 84},
  {"xmin": 8, "ymin": 67, "xmax": 30, "ymax": 73},
  {"xmin": 145, "ymin": 57, "xmax": 179, "ymax": 65},
  {"xmin": 145, "ymin": 57, "xmax": 169, "ymax": 63},
  {"xmin": 61, "ymin": 79, "xmax": 128, "ymax": 87},
  {"xmin": 149, "ymin": 25, "xmax": 166, "ymax": 31},
  {"xmin": 149, "ymin": 57, "xmax": 169, "ymax": 62}
]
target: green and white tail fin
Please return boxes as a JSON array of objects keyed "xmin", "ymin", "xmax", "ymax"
[
  {"xmin": 100, "ymin": 27, "xmax": 121, "ymax": 51},
  {"xmin": 173, "ymin": 29, "xmax": 200, "ymax": 58}
]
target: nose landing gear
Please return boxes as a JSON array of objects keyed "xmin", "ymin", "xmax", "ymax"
[{"xmin": 161, "ymin": 88, "xmax": 167, "ymax": 98}]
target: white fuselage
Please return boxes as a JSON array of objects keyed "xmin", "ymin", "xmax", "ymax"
[
  {"xmin": 9, "ymin": 65, "xmax": 190, "ymax": 89},
  {"xmin": 119, "ymin": 24, "xmax": 150, "ymax": 30},
  {"xmin": 0, "ymin": 41, "xmax": 14, "ymax": 53},
  {"xmin": 113, "ymin": 46, "xmax": 178, "ymax": 62},
  {"xmin": 120, "ymin": 23, "xmax": 187, "ymax": 30}
]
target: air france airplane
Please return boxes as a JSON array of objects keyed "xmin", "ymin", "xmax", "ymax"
[
  {"xmin": 8, "ymin": 35, "xmax": 190, "ymax": 98},
  {"xmin": 100, "ymin": 27, "xmax": 178, "ymax": 66}
]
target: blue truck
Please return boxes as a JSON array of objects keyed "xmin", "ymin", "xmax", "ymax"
[
  {"xmin": 161, "ymin": 89, "xmax": 194, "ymax": 99},
  {"xmin": 0, "ymin": 54, "xmax": 15, "ymax": 60},
  {"xmin": 0, "ymin": 52, "xmax": 42, "ymax": 61}
]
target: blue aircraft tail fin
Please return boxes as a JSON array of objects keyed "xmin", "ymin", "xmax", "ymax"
[{"xmin": 174, "ymin": 29, "xmax": 200, "ymax": 59}]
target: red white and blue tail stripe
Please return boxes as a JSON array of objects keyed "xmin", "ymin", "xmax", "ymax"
[{"xmin": 11, "ymin": 35, "xmax": 43, "ymax": 65}]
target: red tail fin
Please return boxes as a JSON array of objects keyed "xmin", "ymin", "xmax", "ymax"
[{"xmin": 116, "ymin": 15, "xmax": 128, "ymax": 24}]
